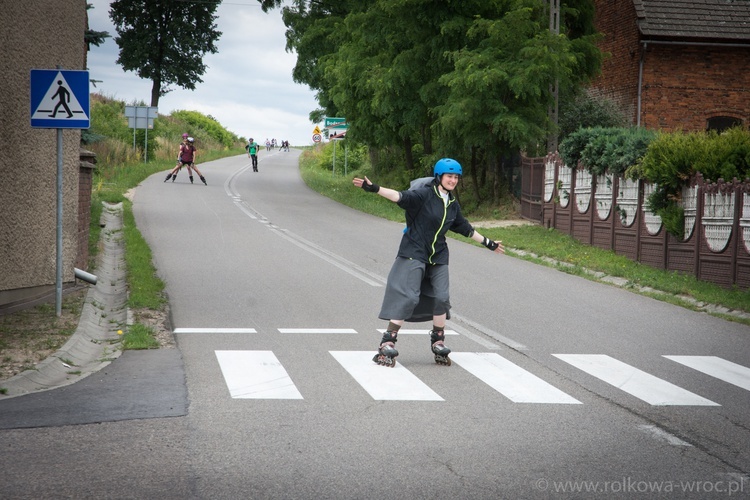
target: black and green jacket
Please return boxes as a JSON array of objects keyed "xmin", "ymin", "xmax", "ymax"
[{"xmin": 395, "ymin": 182, "xmax": 474, "ymax": 265}]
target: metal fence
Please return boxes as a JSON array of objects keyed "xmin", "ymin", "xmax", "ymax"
[{"xmin": 521, "ymin": 153, "xmax": 750, "ymax": 289}]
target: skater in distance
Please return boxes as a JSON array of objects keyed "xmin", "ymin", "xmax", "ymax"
[
  {"xmin": 246, "ymin": 137, "xmax": 260, "ymax": 172},
  {"xmin": 352, "ymin": 158, "xmax": 504, "ymax": 367},
  {"xmin": 164, "ymin": 134, "xmax": 207, "ymax": 185}
]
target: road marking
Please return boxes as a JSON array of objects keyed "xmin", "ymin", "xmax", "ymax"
[
  {"xmin": 637, "ymin": 425, "xmax": 692, "ymax": 446},
  {"xmin": 451, "ymin": 352, "xmax": 581, "ymax": 404},
  {"xmin": 270, "ymin": 229, "xmax": 384, "ymax": 286},
  {"xmin": 174, "ymin": 328, "xmax": 258, "ymax": 333},
  {"xmin": 553, "ymin": 354, "xmax": 720, "ymax": 406},
  {"xmin": 664, "ymin": 356, "xmax": 750, "ymax": 391},
  {"xmin": 330, "ymin": 351, "xmax": 444, "ymax": 401},
  {"xmin": 450, "ymin": 313, "xmax": 528, "ymax": 351},
  {"xmin": 175, "ymin": 328, "xmax": 257, "ymax": 334},
  {"xmin": 224, "ymin": 164, "xmax": 384, "ymax": 287},
  {"xmin": 215, "ymin": 350, "xmax": 303, "ymax": 399},
  {"xmin": 377, "ymin": 329, "xmax": 458, "ymax": 335},
  {"xmin": 279, "ymin": 328, "xmax": 358, "ymax": 334}
]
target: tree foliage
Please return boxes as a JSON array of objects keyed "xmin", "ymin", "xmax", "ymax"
[
  {"xmin": 261, "ymin": 0, "xmax": 601, "ymax": 202},
  {"xmin": 85, "ymin": 3, "xmax": 110, "ymax": 50},
  {"xmin": 109, "ymin": 0, "xmax": 222, "ymax": 107},
  {"xmin": 171, "ymin": 110, "xmax": 235, "ymax": 148}
]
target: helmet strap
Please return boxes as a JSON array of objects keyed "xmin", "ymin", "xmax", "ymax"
[{"xmin": 435, "ymin": 175, "xmax": 449, "ymax": 193}]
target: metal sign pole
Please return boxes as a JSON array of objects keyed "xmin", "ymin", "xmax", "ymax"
[
  {"xmin": 30, "ymin": 68, "xmax": 90, "ymax": 317},
  {"xmin": 332, "ymin": 139, "xmax": 337, "ymax": 176},
  {"xmin": 144, "ymin": 107, "xmax": 149, "ymax": 162},
  {"xmin": 55, "ymin": 128, "xmax": 63, "ymax": 316}
]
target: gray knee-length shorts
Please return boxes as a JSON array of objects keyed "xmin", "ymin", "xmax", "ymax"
[{"xmin": 378, "ymin": 257, "xmax": 451, "ymax": 323}]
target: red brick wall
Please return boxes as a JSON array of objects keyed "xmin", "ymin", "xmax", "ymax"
[
  {"xmin": 590, "ymin": 0, "xmax": 642, "ymax": 124},
  {"xmin": 640, "ymin": 44, "xmax": 750, "ymax": 131},
  {"xmin": 591, "ymin": 0, "xmax": 750, "ymax": 132},
  {"xmin": 77, "ymin": 150, "xmax": 96, "ymax": 271}
]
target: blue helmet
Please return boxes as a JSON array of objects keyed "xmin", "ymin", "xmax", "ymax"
[{"xmin": 433, "ymin": 158, "xmax": 462, "ymax": 177}]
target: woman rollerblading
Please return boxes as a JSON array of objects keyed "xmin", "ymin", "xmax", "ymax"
[{"xmin": 353, "ymin": 158, "xmax": 504, "ymax": 367}]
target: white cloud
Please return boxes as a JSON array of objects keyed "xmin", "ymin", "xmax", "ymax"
[{"xmin": 86, "ymin": 0, "xmax": 322, "ymax": 145}]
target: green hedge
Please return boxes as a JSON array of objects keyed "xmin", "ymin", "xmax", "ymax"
[
  {"xmin": 559, "ymin": 126, "xmax": 655, "ymax": 176},
  {"xmin": 558, "ymin": 126, "xmax": 750, "ymax": 237}
]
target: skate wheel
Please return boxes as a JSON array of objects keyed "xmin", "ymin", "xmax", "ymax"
[{"xmin": 435, "ymin": 355, "xmax": 451, "ymax": 366}]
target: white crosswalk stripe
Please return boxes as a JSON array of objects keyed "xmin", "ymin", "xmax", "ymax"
[
  {"xmin": 451, "ymin": 352, "xmax": 581, "ymax": 404},
  {"xmin": 278, "ymin": 328, "xmax": 358, "ymax": 334},
  {"xmin": 215, "ymin": 350, "xmax": 303, "ymax": 399},
  {"xmin": 664, "ymin": 355, "xmax": 750, "ymax": 391},
  {"xmin": 554, "ymin": 354, "xmax": 720, "ymax": 406},
  {"xmin": 176, "ymin": 328, "xmax": 257, "ymax": 334},
  {"xmin": 211, "ymin": 346, "xmax": 749, "ymax": 404},
  {"xmin": 330, "ymin": 351, "xmax": 444, "ymax": 401}
]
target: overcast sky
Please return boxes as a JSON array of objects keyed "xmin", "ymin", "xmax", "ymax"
[{"xmin": 86, "ymin": 0, "xmax": 321, "ymax": 146}]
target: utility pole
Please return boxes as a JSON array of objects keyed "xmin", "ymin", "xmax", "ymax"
[{"xmin": 548, "ymin": 0, "xmax": 560, "ymax": 154}]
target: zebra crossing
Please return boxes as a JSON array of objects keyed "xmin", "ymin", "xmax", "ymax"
[
  {"xmin": 212, "ymin": 350, "xmax": 749, "ymax": 405},
  {"xmin": 175, "ymin": 328, "xmax": 750, "ymax": 405}
]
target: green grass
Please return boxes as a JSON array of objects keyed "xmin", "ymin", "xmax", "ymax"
[
  {"xmin": 122, "ymin": 202, "xmax": 166, "ymax": 310},
  {"xmin": 299, "ymin": 153, "xmax": 750, "ymax": 325},
  {"xmin": 121, "ymin": 323, "xmax": 160, "ymax": 350}
]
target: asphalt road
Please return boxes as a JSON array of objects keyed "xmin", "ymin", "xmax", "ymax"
[{"xmin": 1, "ymin": 149, "xmax": 749, "ymax": 499}]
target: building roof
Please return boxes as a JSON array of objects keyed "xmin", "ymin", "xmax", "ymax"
[{"xmin": 633, "ymin": 0, "xmax": 750, "ymax": 42}]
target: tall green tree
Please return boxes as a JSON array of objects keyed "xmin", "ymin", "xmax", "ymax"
[
  {"xmin": 436, "ymin": 1, "xmax": 602, "ymax": 201},
  {"xmin": 86, "ymin": 3, "xmax": 110, "ymax": 51},
  {"xmin": 262, "ymin": 0, "xmax": 601, "ymax": 196},
  {"xmin": 110, "ymin": 0, "xmax": 222, "ymax": 107}
]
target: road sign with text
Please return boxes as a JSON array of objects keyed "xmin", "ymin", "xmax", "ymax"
[{"xmin": 324, "ymin": 117, "xmax": 348, "ymax": 130}]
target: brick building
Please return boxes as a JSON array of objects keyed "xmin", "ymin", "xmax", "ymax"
[{"xmin": 590, "ymin": 0, "xmax": 750, "ymax": 132}]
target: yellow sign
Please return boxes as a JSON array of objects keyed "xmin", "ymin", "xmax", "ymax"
[{"xmin": 313, "ymin": 126, "xmax": 321, "ymax": 135}]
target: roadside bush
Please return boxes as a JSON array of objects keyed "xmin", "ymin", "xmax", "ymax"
[
  {"xmin": 171, "ymin": 110, "xmax": 237, "ymax": 148},
  {"xmin": 631, "ymin": 127, "xmax": 750, "ymax": 237},
  {"xmin": 302, "ymin": 140, "xmax": 369, "ymax": 176},
  {"xmin": 558, "ymin": 91, "xmax": 627, "ymax": 144},
  {"xmin": 559, "ymin": 127, "xmax": 655, "ymax": 176}
]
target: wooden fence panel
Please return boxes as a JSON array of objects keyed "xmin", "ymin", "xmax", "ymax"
[{"xmin": 533, "ymin": 153, "xmax": 750, "ymax": 289}]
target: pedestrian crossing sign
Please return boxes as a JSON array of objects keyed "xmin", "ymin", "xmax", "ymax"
[{"xmin": 30, "ymin": 69, "xmax": 90, "ymax": 129}]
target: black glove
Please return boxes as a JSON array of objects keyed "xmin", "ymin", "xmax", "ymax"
[
  {"xmin": 361, "ymin": 179, "xmax": 380, "ymax": 193},
  {"xmin": 482, "ymin": 237, "xmax": 499, "ymax": 251}
]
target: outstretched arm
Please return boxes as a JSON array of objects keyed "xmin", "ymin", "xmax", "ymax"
[
  {"xmin": 470, "ymin": 230, "xmax": 505, "ymax": 254},
  {"xmin": 352, "ymin": 176, "xmax": 401, "ymax": 203}
]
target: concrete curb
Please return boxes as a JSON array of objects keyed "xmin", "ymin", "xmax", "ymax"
[{"xmin": 0, "ymin": 202, "xmax": 128, "ymax": 399}]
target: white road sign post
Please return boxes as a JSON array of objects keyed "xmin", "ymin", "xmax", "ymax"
[
  {"xmin": 30, "ymin": 68, "xmax": 90, "ymax": 316},
  {"xmin": 124, "ymin": 106, "xmax": 158, "ymax": 162},
  {"xmin": 324, "ymin": 117, "xmax": 349, "ymax": 176}
]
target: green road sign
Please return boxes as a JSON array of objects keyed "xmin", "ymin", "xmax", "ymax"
[{"xmin": 324, "ymin": 117, "xmax": 348, "ymax": 130}]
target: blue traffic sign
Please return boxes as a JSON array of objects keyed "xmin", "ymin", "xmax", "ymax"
[{"xmin": 30, "ymin": 69, "xmax": 90, "ymax": 129}]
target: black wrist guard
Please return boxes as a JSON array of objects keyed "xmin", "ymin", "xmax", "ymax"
[
  {"xmin": 362, "ymin": 181, "xmax": 380, "ymax": 193},
  {"xmin": 482, "ymin": 237, "xmax": 499, "ymax": 251}
]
